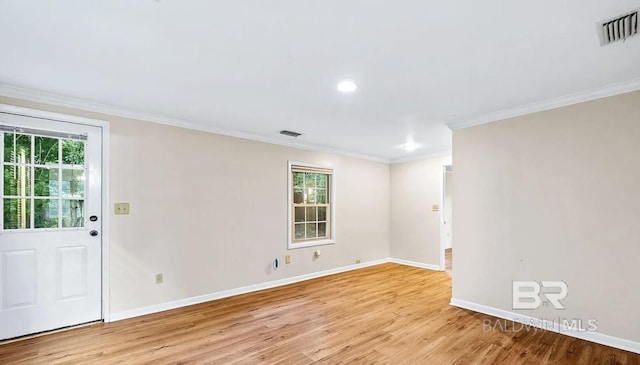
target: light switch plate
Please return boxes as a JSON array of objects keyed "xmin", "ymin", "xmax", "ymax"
[
  {"xmin": 115, "ymin": 202, "xmax": 130, "ymax": 215},
  {"xmin": 432, "ymin": 204, "xmax": 439, "ymax": 212}
]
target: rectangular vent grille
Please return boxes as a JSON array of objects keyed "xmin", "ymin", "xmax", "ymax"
[
  {"xmin": 599, "ymin": 10, "xmax": 638, "ymax": 46},
  {"xmin": 280, "ymin": 130, "xmax": 302, "ymax": 137}
]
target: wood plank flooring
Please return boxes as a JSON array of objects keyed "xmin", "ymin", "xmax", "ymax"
[
  {"xmin": 1, "ymin": 263, "xmax": 638, "ymax": 364},
  {"xmin": 445, "ymin": 248, "xmax": 452, "ymax": 276}
]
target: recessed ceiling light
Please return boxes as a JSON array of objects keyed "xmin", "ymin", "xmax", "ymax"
[
  {"xmin": 398, "ymin": 141, "xmax": 422, "ymax": 152},
  {"xmin": 404, "ymin": 141, "xmax": 420, "ymax": 151},
  {"xmin": 337, "ymin": 80, "xmax": 357, "ymax": 93}
]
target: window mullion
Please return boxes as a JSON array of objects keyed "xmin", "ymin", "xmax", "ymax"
[
  {"xmin": 58, "ymin": 140, "xmax": 62, "ymax": 228},
  {"xmin": 30, "ymin": 136, "xmax": 34, "ymax": 229}
]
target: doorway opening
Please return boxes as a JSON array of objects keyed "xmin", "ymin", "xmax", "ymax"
[{"xmin": 440, "ymin": 165, "xmax": 453, "ymax": 276}]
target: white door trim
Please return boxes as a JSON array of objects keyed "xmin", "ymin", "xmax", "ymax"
[
  {"xmin": 0, "ymin": 104, "xmax": 111, "ymax": 322},
  {"xmin": 439, "ymin": 165, "xmax": 452, "ymax": 272}
]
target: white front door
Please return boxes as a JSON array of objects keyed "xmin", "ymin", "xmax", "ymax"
[{"xmin": 0, "ymin": 112, "xmax": 102, "ymax": 340}]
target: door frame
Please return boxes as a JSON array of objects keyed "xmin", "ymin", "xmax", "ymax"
[
  {"xmin": 0, "ymin": 104, "xmax": 111, "ymax": 322},
  {"xmin": 439, "ymin": 164, "xmax": 452, "ymax": 271}
]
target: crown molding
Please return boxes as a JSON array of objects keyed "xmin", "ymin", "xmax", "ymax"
[
  {"xmin": 390, "ymin": 149, "xmax": 452, "ymax": 164},
  {"xmin": 446, "ymin": 77, "xmax": 640, "ymax": 130},
  {"xmin": 0, "ymin": 84, "xmax": 390, "ymax": 164}
]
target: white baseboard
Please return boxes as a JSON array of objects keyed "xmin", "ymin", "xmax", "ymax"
[
  {"xmin": 108, "ymin": 261, "xmax": 640, "ymax": 355},
  {"xmin": 450, "ymin": 298, "xmax": 640, "ymax": 355},
  {"xmin": 110, "ymin": 257, "xmax": 441, "ymax": 322},
  {"xmin": 110, "ymin": 258, "xmax": 388, "ymax": 322},
  {"xmin": 388, "ymin": 258, "xmax": 441, "ymax": 271}
]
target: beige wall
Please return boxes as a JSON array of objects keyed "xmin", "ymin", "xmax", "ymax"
[
  {"xmin": 390, "ymin": 155, "xmax": 451, "ymax": 266},
  {"xmin": 0, "ymin": 96, "xmax": 391, "ymax": 314},
  {"xmin": 452, "ymin": 90, "xmax": 640, "ymax": 342}
]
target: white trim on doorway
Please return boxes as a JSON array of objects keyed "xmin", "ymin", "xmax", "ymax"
[
  {"xmin": 0, "ymin": 104, "xmax": 111, "ymax": 322},
  {"xmin": 439, "ymin": 165, "xmax": 452, "ymax": 271}
]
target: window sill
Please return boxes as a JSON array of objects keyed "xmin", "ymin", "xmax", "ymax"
[{"xmin": 288, "ymin": 239, "xmax": 335, "ymax": 250}]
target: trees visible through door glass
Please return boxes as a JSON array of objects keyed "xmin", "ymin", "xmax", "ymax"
[
  {"xmin": 62, "ymin": 140, "xmax": 84, "ymax": 165},
  {"xmin": 2, "ymin": 132, "xmax": 86, "ymax": 230},
  {"xmin": 4, "ymin": 165, "xmax": 31, "ymax": 196},
  {"xmin": 62, "ymin": 169, "xmax": 84, "ymax": 198},
  {"xmin": 3, "ymin": 199, "xmax": 31, "ymax": 229},
  {"xmin": 34, "ymin": 167, "xmax": 58, "ymax": 197},
  {"xmin": 34, "ymin": 199, "xmax": 59, "ymax": 228},
  {"xmin": 34, "ymin": 137, "xmax": 59, "ymax": 164},
  {"xmin": 62, "ymin": 200, "xmax": 84, "ymax": 228},
  {"xmin": 4, "ymin": 133, "xmax": 32, "ymax": 164}
]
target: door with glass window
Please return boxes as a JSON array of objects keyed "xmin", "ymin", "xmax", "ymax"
[{"xmin": 0, "ymin": 112, "xmax": 102, "ymax": 340}]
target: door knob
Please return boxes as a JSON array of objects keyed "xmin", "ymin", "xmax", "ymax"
[{"xmin": 90, "ymin": 230, "xmax": 99, "ymax": 237}]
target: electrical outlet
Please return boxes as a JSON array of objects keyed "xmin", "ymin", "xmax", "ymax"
[
  {"xmin": 155, "ymin": 273, "xmax": 163, "ymax": 284},
  {"xmin": 285, "ymin": 255, "xmax": 291, "ymax": 264},
  {"xmin": 355, "ymin": 259, "xmax": 361, "ymax": 264},
  {"xmin": 114, "ymin": 202, "xmax": 130, "ymax": 215}
]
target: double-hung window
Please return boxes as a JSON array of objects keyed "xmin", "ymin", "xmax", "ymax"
[{"xmin": 288, "ymin": 162, "xmax": 334, "ymax": 249}]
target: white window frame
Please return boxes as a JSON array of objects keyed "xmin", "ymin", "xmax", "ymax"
[{"xmin": 287, "ymin": 161, "xmax": 335, "ymax": 249}]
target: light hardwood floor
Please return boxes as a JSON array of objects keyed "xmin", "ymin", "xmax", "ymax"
[
  {"xmin": 1, "ymin": 263, "xmax": 638, "ymax": 364},
  {"xmin": 445, "ymin": 248, "xmax": 452, "ymax": 276}
]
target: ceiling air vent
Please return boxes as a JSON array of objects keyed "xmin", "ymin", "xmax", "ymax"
[
  {"xmin": 598, "ymin": 9, "xmax": 638, "ymax": 46},
  {"xmin": 279, "ymin": 130, "xmax": 302, "ymax": 137}
]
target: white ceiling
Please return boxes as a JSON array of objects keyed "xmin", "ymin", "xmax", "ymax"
[{"xmin": 1, "ymin": 1, "xmax": 639, "ymax": 162}]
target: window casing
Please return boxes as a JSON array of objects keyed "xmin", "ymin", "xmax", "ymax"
[{"xmin": 288, "ymin": 162, "xmax": 334, "ymax": 249}]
